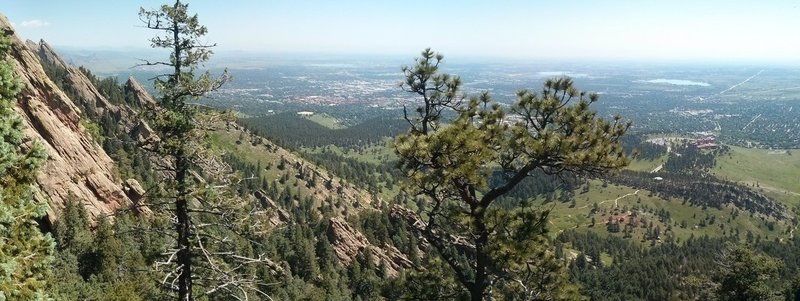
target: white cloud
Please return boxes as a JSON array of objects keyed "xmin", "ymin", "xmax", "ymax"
[
  {"xmin": 20, "ymin": 20, "xmax": 49, "ymax": 28},
  {"xmin": 10, "ymin": 21, "xmax": 16, "ymax": 27}
]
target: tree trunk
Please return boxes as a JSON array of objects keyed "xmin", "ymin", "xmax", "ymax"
[
  {"xmin": 470, "ymin": 207, "xmax": 490, "ymax": 301},
  {"xmin": 176, "ymin": 153, "xmax": 192, "ymax": 301},
  {"xmin": 172, "ymin": 4, "xmax": 191, "ymax": 298}
]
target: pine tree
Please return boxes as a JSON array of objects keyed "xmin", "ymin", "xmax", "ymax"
[
  {"xmin": 138, "ymin": 1, "xmax": 274, "ymax": 300},
  {"xmin": 53, "ymin": 199, "xmax": 93, "ymax": 255},
  {"xmin": 715, "ymin": 244, "xmax": 782, "ymax": 301},
  {"xmin": 0, "ymin": 31, "xmax": 55, "ymax": 301},
  {"xmin": 47, "ymin": 199, "xmax": 93, "ymax": 300},
  {"xmin": 395, "ymin": 48, "xmax": 629, "ymax": 300},
  {"xmin": 93, "ymin": 216, "xmax": 122, "ymax": 281}
]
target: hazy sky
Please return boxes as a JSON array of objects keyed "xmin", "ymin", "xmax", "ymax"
[{"xmin": 4, "ymin": 0, "xmax": 800, "ymax": 62}]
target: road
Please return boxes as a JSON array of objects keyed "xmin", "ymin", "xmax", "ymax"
[
  {"xmin": 577, "ymin": 189, "xmax": 641, "ymax": 209},
  {"xmin": 719, "ymin": 70, "xmax": 763, "ymax": 95},
  {"xmin": 741, "ymin": 114, "xmax": 762, "ymax": 131}
]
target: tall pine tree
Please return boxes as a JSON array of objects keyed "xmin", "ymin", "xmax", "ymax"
[
  {"xmin": 138, "ymin": 1, "xmax": 274, "ymax": 300},
  {"xmin": 0, "ymin": 31, "xmax": 54, "ymax": 300}
]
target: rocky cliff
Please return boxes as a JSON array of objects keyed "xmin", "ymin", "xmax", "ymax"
[
  {"xmin": 1, "ymin": 14, "xmax": 131, "ymax": 222},
  {"xmin": 327, "ymin": 217, "xmax": 413, "ymax": 277},
  {"xmin": 33, "ymin": 39, "xmax": 114, "ymax": 115},
  {"xmin": 30, "ymin": 39, "xmax": 139, "ymax": 131},
  {"xmin": 253, "ymin": 190, "xmax": 291, "ymax": 227}
]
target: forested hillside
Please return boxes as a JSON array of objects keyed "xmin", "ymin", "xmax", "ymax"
[
  {"xmin": 242, "ymin": 112, "xmax": 408, "ymax": 148},
  {"xmin": 2, "ymin": 2, "xmax": 800, "ymax": 301}
]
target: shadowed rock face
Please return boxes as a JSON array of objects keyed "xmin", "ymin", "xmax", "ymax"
[{"xmin": 1, "ymin": 14, "xmax": 131, "ymax": 222}]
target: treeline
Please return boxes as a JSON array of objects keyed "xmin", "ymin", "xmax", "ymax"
[
  {"xmin": 43, "ymin": 186, "xmax": 423, "ymax": 300},
  {"xmin": 301, "ymin": 149, "xmax": 400, "ymax": 195},
  {"xmin": 621, "ymin": 134, "xmax": 668, "ymax": 161},
  {"xmin": 664, "ymin": 143, "xmax": 730, "ymax": 173},
  {"xmin": 561, "ymin": 230, "xmax": 800, "ymax": 300},
  {"xmin": 241, "ymin": 112, "xmax": 408, "ymax": 148},
  {"xmin": 606, "ymin": 170, "xmax": 786, "ymax": 219},
  {"xmin": 47, "ymin": 201, "xmax": 167, "ymax": 299},
  {"xmin": 561, "ymin": 231, "xmax": 727, "ymax": 300},
  {"xmin": 495, "ymin": 169, "xmax": 583, "ymax": 205},
  {"xmin": 39, "ymin": 113, "xmax": 425, "ymax": 300}
]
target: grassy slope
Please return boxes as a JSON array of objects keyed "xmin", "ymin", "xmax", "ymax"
[
  {"xmin": 301, "ymin": 141, "xmax": 401, "ymax": 201},
  {"xmin": 305, "ymin": 113, "xmax": 345, "ymax": 129},
  {"xmin": 626, "ymin": 155, "xmax": 667, "ymax": 172},
  {"xmin": 305, "ymin": 140, "xmax": 397, "ymax": 165},
  {"xmin": 208, "ymin": 126, "xmax": 379, "ymax": 217},
  {"xmin": 712, "ymin": 146, "xmax": 800, "ymax": 206},
  {"xmin": 543, "ymin": 180, "xmax": 786, "ymax": 244}
]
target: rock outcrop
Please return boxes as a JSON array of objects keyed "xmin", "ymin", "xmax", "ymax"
[
  {"xmin": 122, "ymin": 178, "xmax": 148, "ymax": 214},
  {"xmin": 32, "ymin": 39, "xmax": 117, "ymax": 115},
  {"xmin": 1, "ymin": 14, "xmax": 131, "ymax": 222},
  {"xmin": 327, "ymin": 217, "xmax": 413, "ymax": 277},
  {"xmin": 253, "ymin": 190, "xmax": 291, "ymax": 227},
  {"xmin": 389, "ymin": 205, "xmax": 473, "ymax": 253},
  {"xmin": 28, "ymin": 39, "xmax": 139, "ymax": 131},
  {"xmin": 130, "ymin": 119, "xmax": 157, "ymax": 144},
  {"xmin": 124, "ymin": 76, "xmax": 156, "ymax": 108}
]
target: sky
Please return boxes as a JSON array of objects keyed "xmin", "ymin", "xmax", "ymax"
[{"xmin": 3, "ymin": 0, "xmax": 800, "ymax": 63}]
